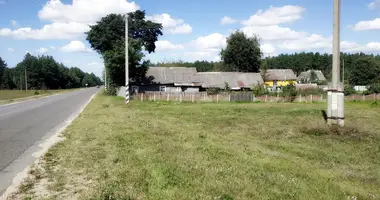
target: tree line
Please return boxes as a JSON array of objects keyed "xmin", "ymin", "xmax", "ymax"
[{"xmin": 0, "ymin": 53, "xmax": 102, "ymax": 90}]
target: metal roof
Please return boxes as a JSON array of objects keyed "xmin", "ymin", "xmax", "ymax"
[
  {"xmin": 197, "ymin": 72, "xmax": 263, "ymax": 89},
  {"xmin": 146, "ymin": 67, "xmax": 202, "ymax": 85},
  {"xmin": 265, "ymin": 69, "xmax": 297, "ymax": 81}
]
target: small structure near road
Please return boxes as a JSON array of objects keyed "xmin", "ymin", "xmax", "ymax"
[{"xmin": 263, "ymin": 69, "xmax": 297, "ymax": 90}]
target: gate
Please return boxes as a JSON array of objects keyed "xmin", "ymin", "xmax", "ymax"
[{"xmin": 230, "ymin": 93, "xmax": 254, "ymax": 102}]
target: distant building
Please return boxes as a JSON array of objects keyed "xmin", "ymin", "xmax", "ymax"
[
  {"xmin": 197, "ymin": 72, "xmax": 263, "ymax": 91},
  {"xmin": 132, "ymin": 67, "xmax": 202, "ymax": 93},
  {"xmin": 297, "ymin": 70, "xmax": 326, "ymax": 83},
  {"xmin": 131, "ymin": 67, "xmax": 264, "ymax": 93},
  {"xmin": 263, "ymin": 69, "xmax": 297, "ymax": 89}
]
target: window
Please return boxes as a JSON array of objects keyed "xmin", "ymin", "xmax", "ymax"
[
  {"xmin": 176, "ymin": 87, "xmax": 181, "ymax": 92},
  {"xmin": 159, "ymin": 86, "xmax": 166, "ymax": 92}
]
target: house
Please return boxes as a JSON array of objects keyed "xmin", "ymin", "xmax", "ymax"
[
  {"xmin": 263, "ymin": 69, "xmax": 297, "ymax": 88},
  {"xmin": 197, "ymin": 72, "xmax": 263, "ymax": 90},
  {"xmin": 297, "ymin": 70, "xmax": 326, "ymax": 83},
  {"xmin": 131, "ymin": 67, "xmax": 264, "ymax": 93},
  {"xmin": 132, "ymin": 67, "xmax": 202, "ymax": 93}
]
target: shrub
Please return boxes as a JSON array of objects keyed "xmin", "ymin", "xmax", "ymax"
[
  {"xmin": 252, "ymin": 84, "xmax": 267, "ymax": 96},
  {"xmin": 281, "ymin": 84, "xmax": 298, "ymax": 102},
  {"xmin": 206, "ymin": 87, "xmax": 221, "ymax": 95},
  {"xmin": 104, "ymin": 86, "xmax": 117, "ymax": 96},
  {"xmin": 34, "ymin": 90, "xmax": 40, "ymax": 95},
  {"xmin": 344, "ymin": 85, "xmax": 356, "ymax": 96},
  {"xmin": 367, "ymin": 83, "xmax": 380, "ymax": 94}
]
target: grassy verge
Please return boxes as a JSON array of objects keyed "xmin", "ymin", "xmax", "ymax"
[
  {"xmin": 10, "ymin": 95, "xmax": 380, "ymax": 200},
  {"xmin": 0, "ymin": 89, "xmax": 80, "ymax": 105}
]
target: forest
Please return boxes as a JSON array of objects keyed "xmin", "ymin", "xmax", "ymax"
[{"xmin": 0, "ymin": 53, "xmax": 102, "ymax": 90}]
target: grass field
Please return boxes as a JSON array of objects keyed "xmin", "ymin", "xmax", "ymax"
[
  {"xmin": 11, "ymin": 94, "xmax": 380, "ymax": 200},
  {"xmin": 0, "ymin": 89, "xmax": 78, "ymax": 104}
]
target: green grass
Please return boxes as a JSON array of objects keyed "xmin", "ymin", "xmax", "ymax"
[
  {"xmin": 0, "ymin": 89, "xmax": 79, "ymax": 104},
  {"xmin": 12, "ymin": 95, "xmax": 380, "ymax": 200}
]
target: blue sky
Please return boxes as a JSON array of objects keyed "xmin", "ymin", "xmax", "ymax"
[{"xmin": 1, "ymin": 0, "xmax": 380, "ymax": 77}]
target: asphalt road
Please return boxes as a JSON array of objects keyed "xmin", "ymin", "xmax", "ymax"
[{"xmin": 0, "ymin": 87, "xmax": 99, "ymax": 195}]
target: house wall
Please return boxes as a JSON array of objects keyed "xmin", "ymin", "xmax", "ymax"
[{"xmin": 264, "ymin": 80, "xmax": 297, "ymax": 87}]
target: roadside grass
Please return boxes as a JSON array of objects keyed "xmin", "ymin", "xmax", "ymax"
[
  {"xmin": 10, "ymin": 95, "xmax": 380, "ymax": 200},
  {"xmin": 0, "ymin": 89, "xmax": 80, "ymax": 104}
]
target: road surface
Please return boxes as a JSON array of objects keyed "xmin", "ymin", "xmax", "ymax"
[{"xmin": 0, "ymin": 87, "xmax": 99, "ymax": 195}]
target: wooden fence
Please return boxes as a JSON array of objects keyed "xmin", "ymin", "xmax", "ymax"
[{"xmin": 131, "ymin": 92, "xmax": 380, "ymax": 103}]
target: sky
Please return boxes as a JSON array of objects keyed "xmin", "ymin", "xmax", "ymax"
[{"xmin": 1, "ymin": 0, "xmax": 380, "ymax": 77}]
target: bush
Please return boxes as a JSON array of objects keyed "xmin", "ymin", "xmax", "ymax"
[
  {"xmin": 344, "ymin": 85, "xmax": 356, "ymax": 96},
  {"xmin": 206, "ymin": 88, "xmax": 221, "ymax": 95},
  {"xmin": 34, "ymin": 90, "xmax": 40, "ymax": 95},
  {"xmin": 367, "ymin": 83, "xmax": 380, "ymax": 94},
  {"xmin": 104, "ymin": 86, "xmax": 117, "ymax": 96},
  {"xmin": 281, "ymin": 84, "xmax": 298, "ymax": 102},
  {"xmin": 252, "ymin": 84, "xmax": 267, "ymax": 96}
]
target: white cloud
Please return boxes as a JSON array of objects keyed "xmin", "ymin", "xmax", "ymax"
[
  {"xmin": 260, "ymin": 44, "xmax": 276, "ymax": 55},
  {"xmin": 368, "ymin": 0, "xmax": 380, "ymax": 9},
  {"xmin": 155, "ymin": 40, "xmax": 184, "ymax": 51},
  {"xmin": 147, "ymin": 14, "xmax": 192, "ymax": 34},
  {"xmin": 193, "ymin": 33, "xmax": 227, "ymax": 51},
  {"xmin": 241, "ymin": 25, "xmax": 307, "ymax": 41},
  {"xmin": 50, "ymin": 46, "xmax": 56, "ymax": 50},
  {"xmin": 60, "ymin": 40, "xmax": 91, "ymax": 53},
  {"xmin": 36, "ymin": 47, "xmax": 49, "ymax": 54},
  {"xmin": 0, "ymin": 0, "xmax": 139, "ymax": 40},
  {"xmin": 279, "ymin": 34, "xmax": 332, "ymax": 50},
  {"xmin": 38, "ymin": 0, "xmax": 139, "ymax": 24},
  {"xmin": 0, "ymin": 22, "xmax": 89, "ymax": 40},
  {"xmin": 183, "ymin": 51, "xmax": 221, "ymax": 62},
  {"xmin": 353, "ymin": 18, "xmax": 380, "ymax": 31},
  {"xmin": 11, "ymin": 20, "xmax": 17, "ymax": 27},
  {"xmin": 88, "ymin": 62, "xmax": 98, "ymax": 66},
  {"xmin": 7, "ymin": 48, "xmax": 15, "ymax": 52},
  {"xmin": 220, "ymin": 16, "xmax": 238, "ymax": 25},
  {"xmin": 242, "ymin": 5, "xmax": 305, "ymax": 26}
]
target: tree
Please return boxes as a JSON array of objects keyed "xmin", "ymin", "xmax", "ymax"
[
  {"xmin": 220, "ymin": 31, "xmax": 262, "ymax": 72},
  {"xmin": 86, "ymin": 11, "xmax": 163, "ymax": 86},
  {"xmin": 310, "ymin": 70, "xmax": 318, "ymax": 83},
  {"xmin": 0, "ymin": 57, "xmax": 7, "ymax": 87},
  {"xmin": 350, "ymin": 57, "xmax": 380, "ymax": 86}
]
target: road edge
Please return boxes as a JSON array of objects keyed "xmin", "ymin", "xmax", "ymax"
[{"xmin": 0, "ymin": 91, "xmax": 98, "ymax": 200}]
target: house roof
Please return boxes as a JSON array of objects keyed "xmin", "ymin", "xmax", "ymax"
[
  {"xmin": 297, "ymin": 70, "xmax": 326, "ymax": 81},
  {"xmin": 146, "ymin": 67, "xmax": 202, "ymax": 85},
  {"xmin": 264, "ymin": 69, "xmax": 297, "ymax": 81},
  {"xmin": 197, "ymin": 72, "xmax": 263, "ymax": 89}
]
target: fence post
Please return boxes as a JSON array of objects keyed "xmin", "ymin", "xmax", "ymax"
[
  {"xmin": 362, "ymin": 94, "xmax": 365, "ymax": 101},
  {"xmin": 153, "ymin": 93, "xmax": 156, "ymax": 101},
  {"xmin": 192, "ymin": 94, "xmax": 194, "ymax": 103},
  {"xmin": 167, "ymin": 93, "xmax": 169, "ymax": 101},
  {"xmin": 216, "ymin": 94, "xmax": 219, "ymax": 103},
  {"xmin": 180, "ymin": 93, "xmax": 182, "ymax": 102},
  {"xmin": 310, "ymin": 95, "xmax": 313, "ymax": 103},
  {"xmin": 141, "ymin": 93, "xmax": 143, "ymax": 102},
  {"xmin": 277, "ymin": 93, "xmax": 279, "ymax": 102}
]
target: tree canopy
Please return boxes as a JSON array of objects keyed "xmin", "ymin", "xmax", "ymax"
[
  {"xmin": 220, "ymin": 31, "xmax": 262, "ymax": 73},
  {"xmin": 86, "ymin": 10, "xmax": 163, "ymax": 86},
  {"xmin": 0, "ymin": 54, "xmax": 102, "ymax": 90}
]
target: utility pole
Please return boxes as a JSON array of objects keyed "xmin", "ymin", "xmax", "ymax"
[
  {"xmin": 125, "ymin": 13, "xmax": 130, "ymax": 103},
  {"xmin": 25, "ymin": 66, "xmax": 27, "ymax": 91},
  {"xmin": 327, "ymin": 0, "xmax": 344, "ymax": 127}
]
